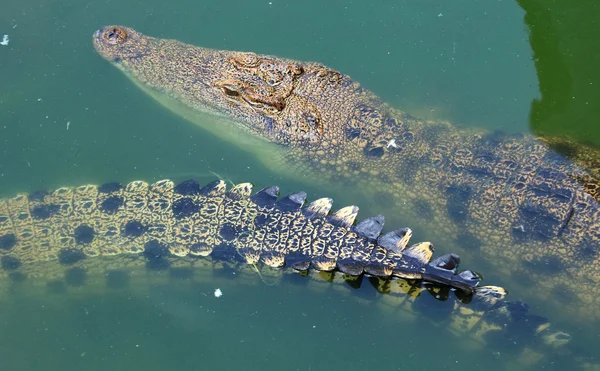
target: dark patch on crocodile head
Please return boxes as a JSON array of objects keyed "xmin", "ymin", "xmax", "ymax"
[
  {"xmin": 219, "ymin": 223, "xmax": 237, "ymax": 241},
  {"xmin": 123, "ymin": 220, "xmax": 147, "ymax": 238},
  {"xmin": 1, "ymin": 256, "xmax": 21, "ymax": 271},
  {"xmin": 169, "ymin": 267, "xmax": 194, "ymax": 280},
  {"xmin": 74, "ymin": 225, "xmax": 95, "ymax": 245},
  {"xmin": 445, "ymin": 184, "xmax": 473, "ymax": 223},
  {"xmin": 65, "ymin": 267, "xmax": 87, "ymax": 286},
  {"xmin": 100, "ymin": 195, "xmax": 124, "ymax": 214},
  {"xmin": 0, "ymin": 234, "xmax": 17, "ymax": 251},
  {"xmin": 106, "ymin": 269, "xmax": 131, "ymax": 289},
  {"xmin": 28, "ymin": 190, "xmax": 49, "ymax": 202},
  {"xmin": 414, "ymin": 198, "xmax": 433, "ymax": 219},
  {"xmin": 98, "ymin": 182, "xmax": 122, "ymax": 193},
  {"xmin": 174, "ymin": 179, "xmax": 201, "ymax": 195},
  {"xmin": 143, "ymin": 240, "xmax": 171, "ymax": 270},
  {"xmin": 58, "ymin": 248, "xmax": 87, "ymax": 265},
  {"xmin": 522, "ymin": 255, "xmax": 563, "ymax": 276},
  {"xmin": 172, "ymin": 197, "xmax": 199, "ymax": 219},
  {"xmin": 31, "ymin": 204, "xmax": 60, "ymax": 220}
]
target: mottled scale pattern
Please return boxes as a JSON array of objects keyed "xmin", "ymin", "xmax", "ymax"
[
  {"xmin": 0, "ymin": 177, "xmax": 579, "ymax": 368},
  {"xmin": 90, "ymin": 25, "xmax": 600, "ymax": 340},
  {"xmin": 0, "ymin": 179, "xmax": 490, "ymax": 294}
]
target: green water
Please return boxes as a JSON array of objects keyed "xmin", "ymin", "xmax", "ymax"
[{"xmin": 1, "ymin": 0, "xmax": 599, "ymax": 370}]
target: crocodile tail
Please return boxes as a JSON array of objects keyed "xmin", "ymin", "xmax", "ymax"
[{"xmin": 458, "ymin": 285, "xmax": 572, "ymax": 358}]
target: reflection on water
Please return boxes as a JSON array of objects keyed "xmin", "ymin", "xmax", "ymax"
[
  {"xmin": 519, "ymin": 0, "xmax": 600, "ymax": 149},
  {"xmin": 0, "ymin": 270, "xmax": 578, "ymax": 371}
]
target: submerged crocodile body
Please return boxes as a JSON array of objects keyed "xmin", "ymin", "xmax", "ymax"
[
  {"xmin": 91, "ymin": 27, "xmax": 600, "ymax": 326},
  {"xmin": 0, "ymin": 178, "xmax": 572, "ymax": 366}
]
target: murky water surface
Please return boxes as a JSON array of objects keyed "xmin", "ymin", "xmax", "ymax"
[{"xmin": 1, "ymin": 0, "xmax": 599, "ymax": 370}]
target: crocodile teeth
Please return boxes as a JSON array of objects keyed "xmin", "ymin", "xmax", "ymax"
[
  {"xmin": 302, "ymin": 197, "xmax": 333, "ymax": 219},
  {"xmin": 226, "ymin": 182, "xmax": 253, "ymax": 200},
  {"xmin": 276, "ymin": 192, "xmax": 306, "ymax": 211},
  {"xmin": 327, "ymin": 205, "xmax": 359, "ymax": 228},
  {"xmin": 377, "ymin": 227, "xmax": 412, "ymax": 253},
  {"xmin": 250, "ymin": 185, "xmax": 279, "ymax": 206},
  {"xmin": 354, "ymin": 215, "xmax": 385, "ymax": 240},
  {"xmin": 403, "ymin": 241, "xmax": 434, "ymax": 264},
  {"xmin": 199, "ymin": 180, "xmax": 226, "ymax": 196}
]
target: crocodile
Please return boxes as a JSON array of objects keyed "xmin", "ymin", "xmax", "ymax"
[
  {"xmin": 0, "ymin": 177, "xmax": 572, "ymax": 367},
  {"xmin": 91, "ymin": 26, "xmax": 600, "ymax": 327}
]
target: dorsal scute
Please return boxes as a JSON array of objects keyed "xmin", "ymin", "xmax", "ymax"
[
  {"xmin": 174, "ymin": 179, "xmax": 201, "ymax": 195},
  {"xmin": 354, "ymin": 215, "xmax": 385, "ymax": 240},
  {"xmin": 151, "ymin": 179, "xmax": 174, "ymax": 193},
  {"xmin": 199, "ymin": 180, "xmax": 226, "ymax": 197},
  {"xmin": 403, "ymin": 241, "xmax": 434, "ymax": 264},
  {"xmin": 302, "ymin": 197, "xmax": 333, "ymax": 219},
  {"xmin": 276, "ymin": 192, "xmax": 307, "ymax": 211},
  {"xmin": 377, "ymin": 227, "xmax": 412, "ymax": 253},
  {"xmin": 327, "ymin": 205, "xmax": 359, "ymax": 228},
  {"xmin": 430, "ymin": 253, "xmax": 461, "ymax": 272},
  {"xmin": 226, "ymin": 182, "xmax": 253, "ymax": 200},
  {"xmin": 250, "ymin": 185, "xmax": 280, "ymax": 207},
  {"xmin": 457, "ymin": 270, "xmax": 481, "ymax": 286}
]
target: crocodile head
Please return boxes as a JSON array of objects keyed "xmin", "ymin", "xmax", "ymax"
[
  {"xmin": 92, "ymin": 25, "xmax": 373, "ymax": 150},
  {"xmin": 93, "ymin": 25, "xmax": 238, "ymax": 122}
]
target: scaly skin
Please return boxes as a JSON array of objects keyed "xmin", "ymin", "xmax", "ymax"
[
  {"xmin": 0, "ymin": 178, "xmax": 572, "ymax": 367},
  {"xmin": 91, "ymin": 26, "xmax": 600, "ymax": 326}
]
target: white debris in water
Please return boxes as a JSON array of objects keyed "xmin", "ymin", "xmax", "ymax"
[
  {"xmin": 0, "ymin": 35, "xmax": 8, "ymax": 46},
  {"xmin": 214, "ymin": 288, "xmax": 223, "ymax": 298}
]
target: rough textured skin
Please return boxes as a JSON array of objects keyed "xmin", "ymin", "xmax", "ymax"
[
  {"xmin": 0, "ymin": 178, "xmax": 571, "ymax": 366},
  {"xmin": 0, "ymin": 178, "xmax": 487, "ymax": 290},
  {"xmin": 91, "ymin": 26, "xmax": 600, "ymax": 323}
]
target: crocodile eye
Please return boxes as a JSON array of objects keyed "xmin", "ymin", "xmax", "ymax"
[{"xmin": 103, "ymin": 27, "xmax": 127, "ymax": 45}]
